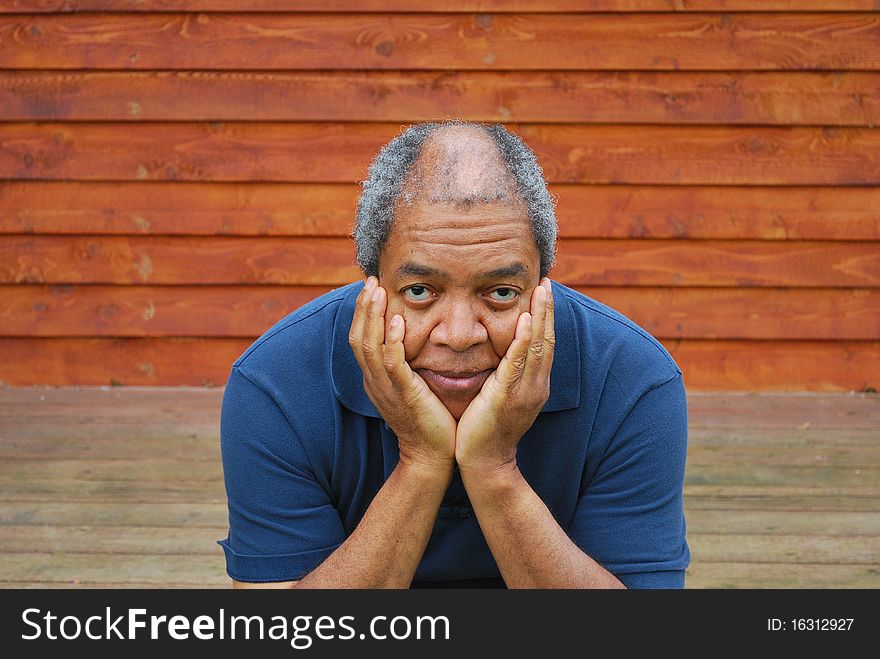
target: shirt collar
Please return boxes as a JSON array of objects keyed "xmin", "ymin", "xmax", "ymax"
[{"xmin": 331, "ymin": 280, "xmax": 581, "ymax": 418}]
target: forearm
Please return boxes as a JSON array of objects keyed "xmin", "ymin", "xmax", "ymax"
[
  {"xmin": 295, "ymin": 462, "xmax": 451, "ymax": 588},
  {"xmin": 460, "ymin": 464, "xmax": 624, "ymax": 589}
]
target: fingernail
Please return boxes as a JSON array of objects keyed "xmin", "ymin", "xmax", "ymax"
[
  {"xmin": 366, "ymin": 277, "xmax": 376, "ymax": 290},
  {"xmin": 372, "ymin": 287, "xmax": 382, "ymax": 303}
]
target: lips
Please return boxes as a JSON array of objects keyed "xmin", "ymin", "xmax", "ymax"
[{"xmin": 417, "ymin": 368, "xmax": 493, "ymax": 395}]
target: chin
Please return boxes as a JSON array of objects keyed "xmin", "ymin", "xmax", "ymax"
[{"xmin": 440, "ymin": 395, "xmax": 475, "ymax": 421}]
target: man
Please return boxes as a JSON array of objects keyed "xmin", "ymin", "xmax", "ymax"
[{"xmin": 219, "ymin": 121, "xmax": 690, "ymax": 588}]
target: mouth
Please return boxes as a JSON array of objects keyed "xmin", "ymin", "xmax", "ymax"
[{"xmin": 416, "ymin": 368, "xmax": 493, "ymax": 395}]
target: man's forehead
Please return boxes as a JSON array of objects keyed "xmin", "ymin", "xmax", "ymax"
[{"xmin": 395, "ymin": 261, "xmax": 529, "ymax": 281}]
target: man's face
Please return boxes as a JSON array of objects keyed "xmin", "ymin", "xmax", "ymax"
[{"xmin": 378, "ymin": 198, "xmax": 541, "ymax": 420}]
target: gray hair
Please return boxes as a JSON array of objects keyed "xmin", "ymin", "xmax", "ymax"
[{"xmin": 353, "ymin": 121, "xmax": 557, "ymax": 278}]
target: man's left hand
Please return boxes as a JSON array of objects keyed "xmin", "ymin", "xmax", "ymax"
[{"xmin": 455, "ymin": 278, "xmax": 555, "ymax": 474}]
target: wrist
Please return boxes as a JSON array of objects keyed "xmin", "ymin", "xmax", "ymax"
[
  {"xmin": 396, "ymin": 456, "xmax": 455, "ymax": 488},
  {"xmin": 458, "ymin": 458, "xmax": 521, "ymax": 493}
]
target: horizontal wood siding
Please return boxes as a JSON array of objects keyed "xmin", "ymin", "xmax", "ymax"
[
  {"xmin": 0, "ymin": 4, "xmax": 878, "ymax": 390},
  {"xmin": 1, "ymin": 338, "xmax": 878, "ymax": 390},
  {"xmin": 3, "ymin": 14, "xmax": 879, "ymax": 71},
  {"xmin": 3, "ymin": 123, "xmax": 880, "ymax": 185},
  {"xmin": 3, "ymin": 182, "xmax": 878, "ymax": 240},
  {"xmin": 2, "ymin": 286, "xmax": 878, "ymax": 340},
  {"xmin": 4, "ymin": 2, "xmax": 880, "ymax": 13}
]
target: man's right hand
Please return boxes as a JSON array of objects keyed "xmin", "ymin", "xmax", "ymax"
[{"xmin": 349, "ymin": 277, "xmax": 456, "ymax": 477}]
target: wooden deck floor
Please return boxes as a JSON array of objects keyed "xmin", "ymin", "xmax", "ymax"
[{"xmin": 0, "ymin": 387, "xmax": 877, "ymax": 589}]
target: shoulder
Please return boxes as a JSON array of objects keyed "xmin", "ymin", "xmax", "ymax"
[
  {"xmin": 553, "ymin": 281, "xmax": 681, "ymax": 388},
  {"xmin": 233, "ymin": 282, "xmax": 360, "ymax": 374},
  {"xmin": 221, "ymin": 282, "xmax": 363, "ymax": 466}
]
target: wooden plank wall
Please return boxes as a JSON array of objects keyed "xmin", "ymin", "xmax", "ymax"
[{"xmin": 0, "ymin": 1, "xmax": 878, "ymax": 390}]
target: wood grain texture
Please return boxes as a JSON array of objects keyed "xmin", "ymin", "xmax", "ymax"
[
  {"xmin": 4, "ymin": 122, "xmax": 880, "ymax": 185},
  {"xmin": 1, "ymin": 3, "xmax": 878, "ymax": 400},
  {"xmin": 3, "ymin": 70, "xmax": 879, "ymax": 126},
  {"xmin": 553, "ymin": 241, "xmax": 880, "ymax": 288},
  {"xmin": 3, "ymin": 182, "xmax": 878, "ymax": 241},
  {"xmin": 684, "ymin": 562, "xmax": 880, "ymax": 588},
  {"xmin": 2, "ymin": 457, "xmax": 874, "ymax": 494},
  {"xmin": 685, "ymin": 464, "xmax": 880, "ymax": 492},
  {"xmin": 0, "ymin": 337, "xmax": 249, "ymax": 387},
  {"xmin": 4, "ymin": 1, "xmax": 879, "ymax": 13},
  {"xmin": 0, "ymin": 525, "xmax": 224, "ymax": 555},
  {"xmin": 0, "ymin": 553, "xmax": 226, "ymax": 585},
  {"xmin": 0, "ymin": 284, "xmax": 331, "ymax": 337},
  {"xmin": 519, "ymin": 124, "xmax": 880, "ymax": 186},
  {"xmin": 0, "ymin": 479, "xmax": 225, "ymax": 503},
  {"xmin": 0, "ymin": 422, "xmax": 218, "ymax": 457},
  {"xmin": 3, "ymin": 236, "xmax": 879, "ymax": 287},
  {"xmin": 0, "ymin": 122, "xmax": 393, "ymax": 183},
  {"xmin": 0, "ymin": 383, "xmax": 222, "ymax": 417},
  {"xmin": 8, "ymin": 423, "xmax": 878, "ymax": 467},
  {"xmin": 0, "ymin": 236, "xmax": 360, "ymax": 285},
  {"xmin": 2, "ymin": 13, "xmax": 879, "ymax": 71},
  {"xmin": 2, "ymin": 284, "xmax": 878, "ymax": 340},
  {"xmin": 0, "ymin": 182, "xmax": 361, "ymax": 237},
  {"xmin": 9, "ymin": 525, "xmax": 880, "ymax": 565},
  {"xmin": 0, "ymin": 503, "xmax": 227, "ymax": 528},
  {"xmin": 0, "ymin": 503, "xmax": 840, "ymax": 536},
  {"xmin": 8, "ymin": 422, "xmax": 880, "ymax": 470},
  {"xmin": 0, "ymin": 458, "xmax": 222, "ymax": 484},
  {"xmin": 13, "ymin": 389, "xmax": 872, "ymax": 428},
  {"xmin": 687, "ymin": 391, "xmax": 880, "ymax": 429},
  {"xmin": 669, "ymin": 340, "xmax": 880, "ymax": 392},
  {"xmin": 0, "ymin": 337, "xmax": 877, "ymax": 389},
  {"xmin": 689, "ymin": 427, "xmax": 880, "ymax": 447},
  {"xmin": 0, "ymin": 581, "xmax": 225, "ymax": 588},
  {"xmin": 685, "ymin": 510, "xmax": 880, "ymax": 535},
  {"xmin": 687, "ymin": 444, "xmax": 880, "ymax": 468},
  {"xmin": 8, "ymin": 386, "xmax": 843, "ymax": 419},
  {"xmin": 0, "ymin": 181, "xmax": 880, "ymax": 241},
  {"xmin": 1, "ymin": 388, "xmax": 875, "ymax": 588},
  {"xmin": 685, "ymin": 495, "xmax": 880, "ymax": 512},
  {"xmin": 689, "ymin": 533, "xmax": 880, "ymax": 564},
  {"xmin": 552, "ymin": 186, "xmax": 880, "ymax": 241}
]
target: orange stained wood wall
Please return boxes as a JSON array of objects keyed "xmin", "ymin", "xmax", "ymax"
[{"xmin": 0, "ymin": 1, "xmax": 879, "ymax": 391}]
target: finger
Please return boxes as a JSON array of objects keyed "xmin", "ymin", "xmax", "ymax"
[
  {"xmin": 494, "ymin": 311, "xmax": 532, "ymax": 388},
  {"xmin": 524, "ymin": 283, "xmax": 548, "ymax": 372},
  {"xmin": 361, "ymin": 284, "xmax": 389, "ymax": 378},
  {"xmin": 348, "ymin": 276, "xmax": 377, "ymax": 372},
  {"xmin": 383, "ymin": 314, "xmax": 416, "ymax": 391},
  {"xmin": 540, "ymin": 278, "xmax": 556, "ymax": 378}
]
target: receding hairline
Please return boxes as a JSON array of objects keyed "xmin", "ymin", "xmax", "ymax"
[
  {"xmin": 398, "ymin": 123, "xmax": 520, "ymax": 205},
  {"xmin": 353, "ymin": 120, "xmax": 558, "ymax": 279}
]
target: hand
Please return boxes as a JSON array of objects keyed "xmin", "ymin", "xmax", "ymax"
[
  {"xmin": 349, "ymin": 277, "xmax": 456, "ymax": 476},
  {"xmin": 455, "ymin": 278, "xmax": 555, "ymax": 474}
]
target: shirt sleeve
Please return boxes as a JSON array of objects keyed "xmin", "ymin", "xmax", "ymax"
[
  {"xmin": 218, "ymin": 365, "xmax": 346, "ymax": 582},
  {"xmin": 567, "ymin": 373, "xmax": 690, "ymax": 589}
]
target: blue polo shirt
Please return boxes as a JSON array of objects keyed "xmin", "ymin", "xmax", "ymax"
[{"xmin": 219, "ymin": 280, "xmax": 690, "ymax": 588}]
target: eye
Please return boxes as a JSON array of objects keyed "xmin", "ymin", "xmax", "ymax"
[
  {"xmin": 487, "ymin": 287, "xmax": 519, "ymax": 303},
  {"xmin": 403, "ymin": 285, "xmax": 433, "ymax": 302}
]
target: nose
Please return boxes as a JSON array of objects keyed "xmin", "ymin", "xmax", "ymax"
[{"xmin": 430, "ymin": 297, "xmax": 488, "ymax": 352}]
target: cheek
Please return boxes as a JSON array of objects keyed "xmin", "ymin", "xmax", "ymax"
[
  {"xmin": 487, "ymin": 321, "xmax": 517, "ymax": 357},
  {"xmin": 488, "ymin": 293, "xmax": 531, "ymax": 355},
  {"xmin": 486, "ymin": 310, "xmax": 522, "ymax": 357}
]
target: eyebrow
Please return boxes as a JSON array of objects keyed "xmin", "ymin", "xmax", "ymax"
[{"xmin": 395, "ymin": 261, "xmax": 528, "ymax": 281}]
